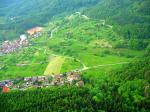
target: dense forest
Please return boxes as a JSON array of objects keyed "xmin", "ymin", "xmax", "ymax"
[{"xmin": 0, "ymin": 57, "xmax": 149, "ymax": 112}]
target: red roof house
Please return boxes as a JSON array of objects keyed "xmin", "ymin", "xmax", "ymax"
[
  {"xmin": 27, "ymin": 27, "xmax": 43, "ymax": 36},
  {"xmin": 2, "ymin": 86, "xmax": 10, "ymax": 93}
]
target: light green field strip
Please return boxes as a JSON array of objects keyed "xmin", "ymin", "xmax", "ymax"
[{"xmin": 44, "ymin": 56, "xmax": 65, "ymax": 75}]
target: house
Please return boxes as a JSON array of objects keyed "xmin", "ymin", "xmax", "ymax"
[
  {"xmin": 20, "ymin": 34, "xmax": 27, "ymax": 42},
  {"xmin": 37, "ymin": 76, "xmax": 46, "ymax": 82},
  {"xmin": 2, "ymin": 86, "xmax": 10, "ymax": 93},
  {"xmin": 27, "ymin": 27, "xmax": 43, "ymax": 36},
  {"xmin": 67, "ymin": 73, "xmax": 81, "ymax": 83},
  {"xmin": 0, "ymin": 82, "xmax": 5, "ymax": 87},
  {"xmin": 24, "ymin": 77, "xmax": 32, "ymax": 82},
  {"xmin": 67, "ymin": 74, "xmax": 74, "ymax": 82},
  {"xmin": 0, "ymin": 36, "xmax": 29, "ymax": 54},
  {"xmin": 52, "ymin": 75, "xmax": 64, "ymax": 85},
  {"xmin": 32, "ymin": 76, "xmax": 38, "ymax": 82},
  {"xmin": 5, "ymin": 81, "xmax": 13, "ymax": 87}
]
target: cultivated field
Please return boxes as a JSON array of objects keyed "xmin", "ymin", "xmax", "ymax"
[{"xmin": 44, "ymin": 56, "xmax": 65, "ymax": 75}]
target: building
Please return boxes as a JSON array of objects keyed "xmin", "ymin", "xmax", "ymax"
[
  {"xmin": 52, "ymin": 75, "xmax": 64, "ymax": 85},
  {"xmin": 24, "ymin": 77, "xmax": 32, "ymax": 82},
  {"xmin": 32, "ymin": 76, "xmax": 38, "ymax": 82},
  {"xmin": 20, "ymin": 34, "xmax": 27, "ymax": 42},
  {"xmin": 2, "ymin": 86, "xmax": 10, "ymax": 93},
  {"xmin": 27, "ymin": 27, "xmax": 43, "ymax": 36},
  {"xmin": 37, "ymin": 76, "xmax": 46, "ymax": 82},
  {"xmin": 67, "ymin": 73, "xmax": 81, "ymax": 83}
]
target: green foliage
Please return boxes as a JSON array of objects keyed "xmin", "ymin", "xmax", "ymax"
[
  {"xmin": 84, "ymin": 0, "xmax": 150, "ymax": 39},
  {"xmin": 0, "ymin": 46, "xmax": 49, "ymax": 80},
  {"xmin": 145, "ymin": 44, "xmax": 150, "ymax": 56},
  {"xmin": 0, "ymin": 87, "xmax": 99, "ymax": 112},
  {"xmin": 128, "ymin": 39, "xmax": 149, "ymax": 50},
  {"xmin": 82, "ymin": 57, "xmax": 150, "ymax": 112},
  {"xmin": 0, "ymin": 88, "xmax": 2, "ymax": 92}
]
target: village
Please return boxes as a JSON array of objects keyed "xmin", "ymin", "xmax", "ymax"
[
  {"xmin": 0, "ymin": 71, "xmax": 84, "ymax": 93},
  {"xmin": 0, "ymin": 27, "xmax": 43, "ymax": 55}
]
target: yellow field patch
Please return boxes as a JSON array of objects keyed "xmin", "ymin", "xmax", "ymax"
[{"xmin": 44, "ymin": 56, "xmax": 65, "ymax": 75}]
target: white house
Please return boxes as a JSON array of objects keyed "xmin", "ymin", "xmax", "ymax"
[{"xmin": 20, "ymin": 34, "xmax": 27, "ymax": 42}]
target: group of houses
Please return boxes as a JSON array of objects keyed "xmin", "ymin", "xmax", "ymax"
[
  {"xmin": 0, "ymin": 27, "xmax": 43, "ymax": 55},
  {"xmin": 0, "ymin": 36, "xmax": 29, "ymax": 54},
  {"xmin": 0, "ymin": 72, "xmax": 84, "ymax": 93}
]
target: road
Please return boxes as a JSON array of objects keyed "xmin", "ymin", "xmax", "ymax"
[{"xmin": 50, "ymin": 26, "xmax": 59, "ymax": 38}]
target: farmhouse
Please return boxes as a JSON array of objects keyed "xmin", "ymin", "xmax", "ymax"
[{"xmin": 27, "ymin": 27, "xmax": 43, "ymax": 37}]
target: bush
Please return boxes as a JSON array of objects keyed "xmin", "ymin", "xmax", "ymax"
[
  {"xmin": 114, "ymin": 41, "xmax": 127, "ymax": 48},
  {"xmin": 128, "ymin": 39, "xmax": 148, "ymax": 50}
]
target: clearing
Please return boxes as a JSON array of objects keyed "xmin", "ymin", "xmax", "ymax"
[{"xmin": 44, "ymin": 56, "xmax": 65, "ymax": 75}]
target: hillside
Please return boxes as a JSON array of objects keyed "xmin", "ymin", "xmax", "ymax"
[
  {"xmin": 0, "ymin": 0, "xmax": 99, "ymax": 41},
  {"xmin": 84, "ymin": 0, "xmax": 150, "ymax": 39},
  {"xmin": 0, "ymin": 0, "xmax": 150, "ymax": 112},
  {"xmin": 0, "ymin": 13, "xmax": 146, "ymax": 80},
  {"xmin": 0, "ymin": 0, "xmax": 149, "ymax": 41}
]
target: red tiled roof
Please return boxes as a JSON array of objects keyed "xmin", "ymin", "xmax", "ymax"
[
  {"xmin": 3, "ymin": 86, "xmax": 10, "ymax": 93},
  {"xmin": 27, "ymin": 27, "xmax": 43, "ymax": 36}
]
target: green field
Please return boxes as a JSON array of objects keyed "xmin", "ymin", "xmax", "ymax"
[{"xmin": 61, "ymin": 57, "xmax": 83, "ymax": 73}]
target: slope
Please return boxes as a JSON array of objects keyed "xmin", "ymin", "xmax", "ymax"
[
  {"xmin": 0, "ymin": 0, "xmax": 99, "ymax": 41},
  {"xmin": 84, "ymin": 0, "xmax": 150, "ymax": 39}
]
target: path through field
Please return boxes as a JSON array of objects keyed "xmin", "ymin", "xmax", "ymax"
[
  {"xmin": 78, "ymin": 62, "xmax": 129, "ymax": 71},
  {"xmin": 50, "ymin": 26, "xmax": 59, "ymax": 38},
  {"xmin": 44, "ymin": 56, "xmax": 65, "ymax": 75}
]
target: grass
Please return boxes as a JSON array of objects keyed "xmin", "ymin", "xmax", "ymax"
[
  {"xmin": 44, "ymin": 56, "xmax": 65, "ymax": 75},
  {"xmin": 0, "ymin": 47, "xmax": 48, "ymax": 80},
  {"xmin": 60, "ymin": 58, "xmax": 83, "ymax": 73}
]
